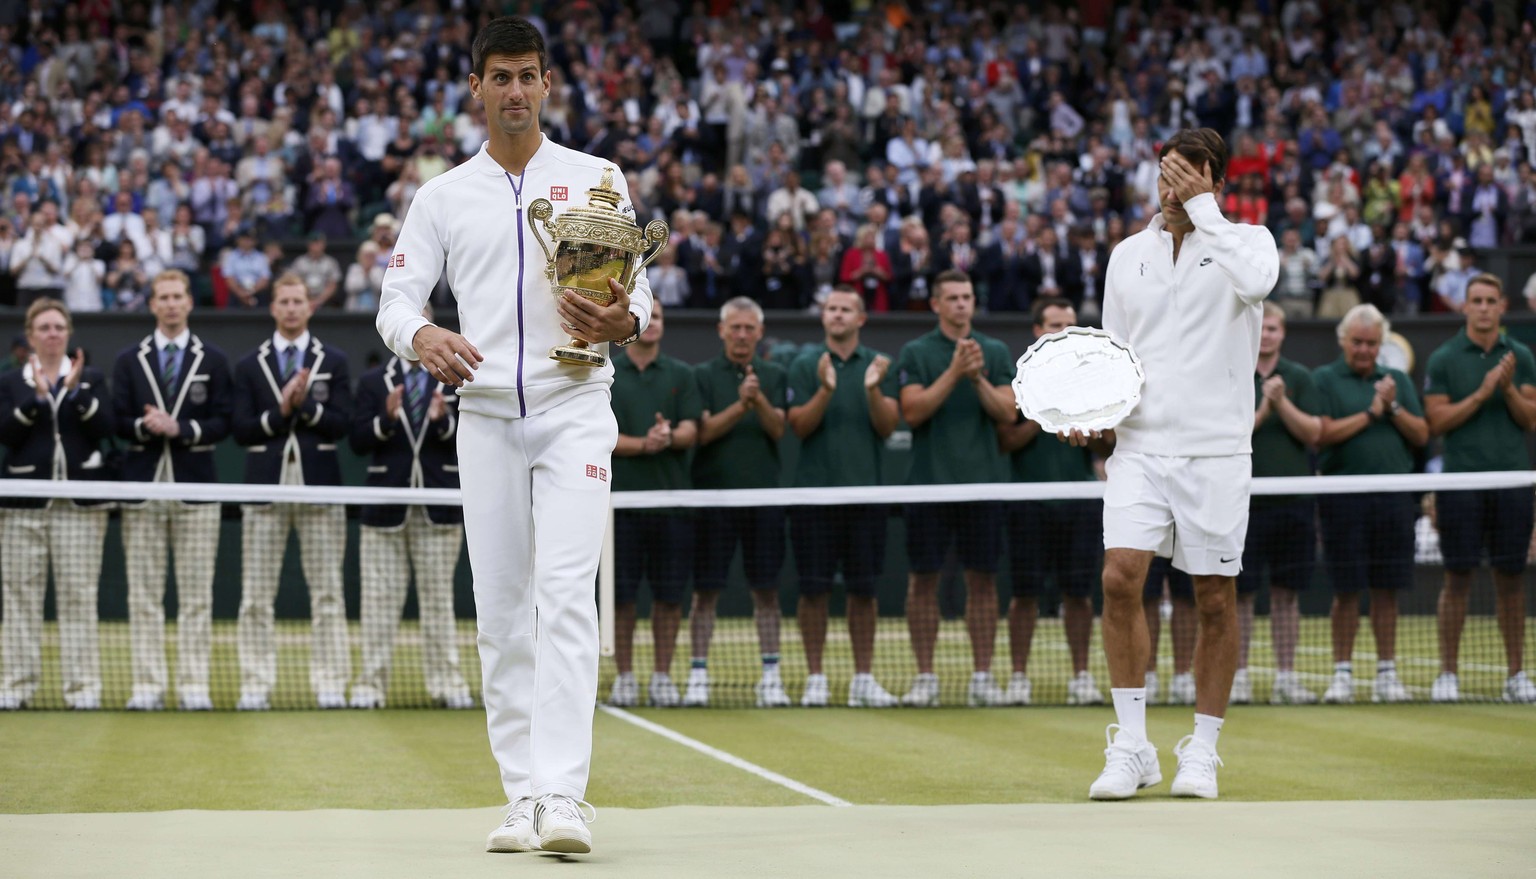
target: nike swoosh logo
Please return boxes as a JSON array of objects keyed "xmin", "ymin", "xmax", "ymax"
[
  {"xmin": 1132, "ymin": 696, "xmax": 1144, "ymax": 702},
  {"xmin": 1220, "ymin": 556, "xmax": 1237, "ymax": 564},
  {"xmin": 1200, "ymin": 257, "xmax": 1214, "ymax": 266}
]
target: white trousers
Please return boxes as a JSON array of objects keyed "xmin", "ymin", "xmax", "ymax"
[
  {"xmin": 355, "ymin": 507, "xmax": 469, "ymax": 703},
  {"xmin": 123, "ymin": 500, "xmax": 219, "ymax": 701},
  {"xmin": 0, "ymin": 503, "xmax": 108, "ymax": 706},
  {"xmin": 459, "ymin": 391, "xmax": 615, "ymax": 802},
  {"xmin": 237, "ymin": 502, "xmax": 351, "ymax": 699}
]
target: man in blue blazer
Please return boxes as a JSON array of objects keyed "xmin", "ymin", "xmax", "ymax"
[
  {"xmin": 231, "ymin": 275, "xmax": 352, "ymax": 710},
  {"xmin": 111, "ymin": 270, "xmax": 233, "ymax": 712},
  {"xmin": 347, "ymin": 304, "xmax": 471, "ymax": 710}
]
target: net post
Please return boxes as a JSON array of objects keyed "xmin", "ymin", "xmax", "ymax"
[{"xmin": 599, "ymin": 498, "xmax": 616, "ymax": 657}]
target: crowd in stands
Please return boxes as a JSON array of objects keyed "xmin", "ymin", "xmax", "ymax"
[{"xmin": 6, "ymin": 3, "xmax": 1536, "ymax": 318}]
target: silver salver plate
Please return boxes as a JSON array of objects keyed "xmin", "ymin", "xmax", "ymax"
[{"xmin": 1011, "ymin": 326, "xmax": 1145, "ymax": 434}]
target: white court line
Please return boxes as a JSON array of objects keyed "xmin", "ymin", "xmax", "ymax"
[{"xmin": 598, "ymin": 705, "xmax": 854, "ymax": 808}]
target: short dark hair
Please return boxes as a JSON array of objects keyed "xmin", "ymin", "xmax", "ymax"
[
  {"xmin": 1030, "ymin": 296, "xmax": 1074, "ymax": 327},
  {"xmin": 934, "ymin": 269, "xmax": 971, "ymax": 290},
  {"xmin": 472, "ymin": 17, "xmax": 547, "ymax": 79},
  {"xmin": 1465, "ymin": 272, "xmax": 1506, "ymax": 299},
  {"xmin": 1159, "ymin": 128, "xmax": 1229, "ymax": 185}
]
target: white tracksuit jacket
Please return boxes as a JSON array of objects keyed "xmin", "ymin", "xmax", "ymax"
[
  {"xmin": 377, "ymin": 136, "xmax": 654, "ymax": 420},
  {"xmin": 1102, "ymin": 192, "xmax": 1280, "ymax": 458}
]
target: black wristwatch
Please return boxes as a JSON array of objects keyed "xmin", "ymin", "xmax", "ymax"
[{"xmin": 614, "ymin": 313, "xmax": 641, "ymax": 347}]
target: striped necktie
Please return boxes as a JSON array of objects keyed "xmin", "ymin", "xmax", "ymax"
[
  {"xmin": 281, "ymin": 345, "xmax": 298, "ymax": 381},
  {"xmin": 406, "ymin": 367, "xmax": 429, "ymax": 428},
  {"xmin": 161, "ymin": 342, "xmax": 180, "ymax": 396}
]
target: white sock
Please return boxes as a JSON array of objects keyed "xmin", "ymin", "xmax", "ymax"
[
  {"xmin": 1334, "ymin": 661, "xmax": 1352, "ymax": 676},
  {"xmin": 1193, "ymin": 713, "xmax": 1224, "ymax": 749},
  {"xmin": 1377, "ymin": 659, "xmax": 1396, "ymax": 676},
  {"xmin": 972, "ymin": 670, "xmax": 993, "ymax": 683},
  {"xmin": 1111, "ymin": 688, "xmax": 1148, "ymax": 741}
]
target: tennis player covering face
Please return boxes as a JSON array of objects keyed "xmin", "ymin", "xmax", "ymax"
[
  {"xmin": 1079, "ymin": 129, "xmax": 1278, "ymax": 801},
  {"xmin": 376, "ymin": 17, "xmax": 653, "ymax": 856}
]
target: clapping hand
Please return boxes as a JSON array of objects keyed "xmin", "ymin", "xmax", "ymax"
[
  {"xmin": 817, "ymin": 352, "xmax": 836, "ymax": 391},
  {"xmin": 385, "ymin": 384, "xmax": 404, "ymax": 420},
  {"xmin": 865, "ymin": 354, "xmax": 891, "ymax": 390},
  {"xmin": 643, "ymin": 412, "xmax": 672, "ymax": 454},
  {"xmin": 738, "ymin": 365, "xmax": 762, "ymax": 406},
  {"xmin": 280, "ymin": 367, "xmax": 310, "ymax": 417},
  {"xmin": 1262, "ymin": 374, "xmax": 1286, "ymax": 403},
  {"xmin": 142, "ymin": 403, "xmax": 181, "ymax": 438},
  {"xmin": 427, "ymin": 390, "xmax": 447, "ymax": 422}
]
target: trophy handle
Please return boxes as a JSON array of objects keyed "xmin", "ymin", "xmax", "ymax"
[
  {"xmin": 627, "ymin": 220, "xmax": 671, "ymax": 288},
  {"xmin": 526, "ymin": 198, "xmax": 555, "ymax": 280}
]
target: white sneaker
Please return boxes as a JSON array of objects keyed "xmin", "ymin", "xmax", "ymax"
[
  {"xmin": 534, "ymin": 794, "xmax": 595, "ymax": 855},
  {"xmin": 1373, "ymin": 671, "xmax": 1410, "ymax": 703},
  {"xmin": 648, "ymin": 673, "xmax": 680, "ymax": 708},
  {"xmin": 1431, "ymin": 673, "xmax": 1460, "ymax": 703},
  {"xmin": 847, "ymin": 673, "xmax": 897, "ymax": 708},
  {"xmin": 1170, "ymin": 735, "xmax": 1223, "ymax": 799},
  {"xmin": 1229, "ymin": 669, "xmax": 1252, "ymax": 705},
  {"xmin": 1504, "ymin": 671, "xmax": 1536, "ymax": 704},
  {"xmin": 1270, "ymin": 671, "xmax": 1317, "ymax": 705},
  {"xmin": 317, "ymin": 691, "xmax": 347, "ymax": 710},
  {"xmin": 755, "ymin": 670, "xmax": 791, "ymax": 708},
  {"xmin": 1067, "ymin": 670, "xmax": 1104, "ymax": 706},
  {"xmin": 1322, "ymin": 672, "xmax": 1354, "ymax": 704},
  {"xmin": 967, "ymin": 671, "xmax": 1005, "ymax": 707},
  {"xmin": 1168, "ymin": 673, "xmax": 1196, "ymax": 705},
  {"xmin": 1005, "ymin": 672, "xmax": 1032, "ymax": 706},
  {"xmin": 902, "ymin": 672, "xmax": 940, "ymax": 707},
  {"xmin": 69, "ymin": 694, "xmax": 101, "ymax": 711},
  {"xmin": 0, "ymin": 692, "xmax": 24, "ymax": 710},
  {"xmin": 441, "ymin": 692, "xmax": 475, "ymax": 710},
  {"xmin": 1144, "ymin": 671, "xmax": 1160, "ymax": 704},
  {"xmin": 125, "ymin": 692, "xmax": 164, "ymax": 711},
  {"xmin": 607, "ymin": 672, "xmax": 639, "ymax": 707},
  {"xmin": 682, "ymin": 669, "xmax": 709, "ymax": 707},
  {"xmin": 1087, "ymin": 724, "xmax": 1161, "ymax": 800},
  {"xmin": 349, "ymin": 687, "xmax": 385, "ymax": 709},
  {"xmin": 236, "ymin": 692, "xmax": 270, "ymax": 711},
  {"xmin": 485, "ymin": 797, "xmax": 538, "ymax": 853},
  {"xmin": 800, "ymin": 673, "xmax": 829, "ymax": 707},
  {"xmin": 178, "ymin": 692, "xmax": 213, "ymax": 712}
]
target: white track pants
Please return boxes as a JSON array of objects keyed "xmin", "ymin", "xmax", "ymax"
[
  {"xmin": 458, "ymin": 390, "xmax": 615, "ymax": 802},
  {"xmin": 237, "ymin": 502, "xmax": 351, "ymax": 700},
  {"xmin": 0, "ymin": 503, "xmax": 108, "ymax": 706},
  {"xmin": 123, "ymin": 500, "xmax": 219, "ymax": 702},
  {"xmin": 355, "ymin": 508, "xmax": 469, "ymax": 703}
]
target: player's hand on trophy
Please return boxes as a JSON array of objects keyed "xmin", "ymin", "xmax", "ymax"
[
  {"xmin": 412, "ymin": 325, "xmax": 483, "ymax": 387},
  {"xmin": 738, "ymin": 365, "xmax": 761, "ymax": 406},
  {"xmin": 427, "ymin": 390, "xmax": 447, "ymax": 422},
  {"xmin": 1262, "ymin": 374, "xmax": 1286, "ymax": 402},
  {"xmin": 1059, "ymin": 428, "xmax": 1100, "ymax": 447},
  {"xmin": 558, "ymin": 278, "xmax": 635, "ymax": 344},
  {"xmin": 865, "ymin": 354, "xmax": 890, "ymax": 390},
  {"xmin": 817, "ymin": 352, "xmax": 836, "ymax": 391},
  {"xmin": 385, "ymin": 384, "xmax": 404, "ymax": 420}
]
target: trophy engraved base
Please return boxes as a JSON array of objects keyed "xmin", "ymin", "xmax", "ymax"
[{"xmin": 551, "ymin": 341, "xmax": 607, "ymax": 367}]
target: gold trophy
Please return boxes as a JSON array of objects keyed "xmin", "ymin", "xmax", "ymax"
[{"xmin": 528, "ymin": 168, "xmax": 669, "ymax": 367}]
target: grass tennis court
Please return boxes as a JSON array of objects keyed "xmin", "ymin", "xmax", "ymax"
[{"xmin": 11, "ymin": 613, "xmax": 1533, "ymax": 710}]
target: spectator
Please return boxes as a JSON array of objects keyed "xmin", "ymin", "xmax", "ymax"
[
  {"xmin": 60, "ymin": 238, "xmax": 105, "ymax": 313},
  {"xmin": 685, "ymin": 297, "xmax": 788, "ymax": 707},
  {"xmin": 646, "ymin": 245, "xmax": 690, "ymax": 309},
  {"xmin": 1316, "ymin": 236, "xmax": 1362, "ymax": 319},
  {"xmin": 760, "ymin": 216, "xmax": 807, "ymax": 310},
  {"xmin": 606, "ymin": 300, "xmax": 701, "ymax": 709},
  {"xmin": 0, "ymin": 299, "xmax": 113, "ymax": 712},
  {"xmin": 1313, "ymin": 304, "xmax": 1429, "ymax": 705},
  {"xmin": 220, "ymin": 230, "xmax": 272, "ymax": 308},
  {"xmin": 304, "ymin": 157, "xmax": 357, "ymax": 239},
  {"xmin": 1423, "ymin": 276, "xmax": 1536, "ymax": 704},
  {"xmin": 165, "ymin": 204, "xmax": 206, "ymax": 276},
  {"xmin": 11, "ymin": 205, "xmax": 69, "ymax": 307},
  {"xmin": 290, "ymin": 232, "xmax": 343, "ymax": 310},
  {"xmin": 1433, "ymin": 240, "xmax": 1481, "ymax": 312},
  {"xmin": 839, "ymin": 223, "xmax": 893, "ymax": 313},
  {"xmin": 765, "ymin": 171, "xmax": 818, "ymax": 234},
  {"xmin": 101, "ymin": 190, "xmax": 150, "ymax": 259},
  {"xmin": 343, "ymin": 241, "xmax": 385, "ymax": 313},
  {"xmin": 895, "ymin": 271, "xmax": 1017, "ymax": 707},
  {"xmin": 104, "ymin": 239, "xmax": 152, "ymax": 312},
  {"xmin": 785, "ymin": 287, "xmax": 901, "ymax": 707}
]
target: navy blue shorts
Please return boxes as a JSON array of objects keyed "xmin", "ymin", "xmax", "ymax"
[
  {"xmin": 1007, "ymin": 500, "xmax": 1100, "ymax": 598},
  {"xmin": 1436, "ymin": 487, "xmax": 1534, "ymax": 574},
  {"xmin": 905, "ymin": 501, "xmax": 1004, "ymax": 574},
  {"xmin": 693, "ymin": 506, "xmax": 786, "ymax": 592},
  {"xmin": 615, "ymin": 511, "xmax": 694, "ymax": 605},
  {"xmin": 1318, "ymin": 492, "xmax": 1416, "ymax": 593},
  {"xmin": 1143, "ymin": 555, "xmax": 1193, "ymax": 601},
  {"xmin": 1236, "ymin": 499, "xmax": 1317, "ymax": 595},
  {"xmin": 789, "ymin": 504, "xmax": 888, "ymax": 597}
]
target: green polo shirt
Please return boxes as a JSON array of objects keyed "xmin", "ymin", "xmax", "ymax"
[
  {"xmin": 692, "ymin": 354, "xmax": 787, "ymax": 489},
  {"xmin": 787, "ymin": 343, "xmax": 899, "ymax": 488},
  {"xmin": 1252, "ymin": 356, "xmax": 1320, "ymax": 503},
  {"xmin": 1009, "ymin": 417, "xmax": 1096, "ymax": 503},
  {"xmin": 897, "ymin": 327, "xmax": 1014, "ymax": 485},
  {"xmin": 610, "ymin": 350, "xmax": 703, "ymax": 493},
  {"xmin": 1424, "ymin": 328, "xmax": 1536, "ymax": 473},
  {"xmin": 1312, "ymin": 358, "xmax": 1424, "ymax": 476}
]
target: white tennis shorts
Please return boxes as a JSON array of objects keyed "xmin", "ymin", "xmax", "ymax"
[{"xmin": 1102, "ymin": 451, "xmax": 1252, "ymax": 577}]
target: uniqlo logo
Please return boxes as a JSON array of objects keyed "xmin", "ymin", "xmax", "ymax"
[
  {"xmin": 599, "ymin": 467, "xmax": 607, "ymax": 482},
  {"xmin": 550, "ymin": 186, "xmax": 568, "ymax": 201},
  {"xmin": 586, "ymin": 464, "xmax": 598, "ymax": 479},
  {"xmin": 388, "ymin": 253, "xmax": 406, "ymax": 268},
  {"xmin": 586, "ymin": 464, "xmax": 607, "ymax": 482}
]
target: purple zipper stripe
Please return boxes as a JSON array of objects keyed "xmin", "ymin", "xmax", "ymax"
[{"xmin": 506, "ymin": 172, "xmax": 527, "ymax": 417}]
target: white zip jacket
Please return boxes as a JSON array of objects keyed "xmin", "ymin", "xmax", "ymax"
[
  {"xmin": 1102, "ymin": 192, "xmax": 1279, "ymax": 457},
  {"xmin": 377, "ymin": 136, "xmax": 654, "ymax": 420}
]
